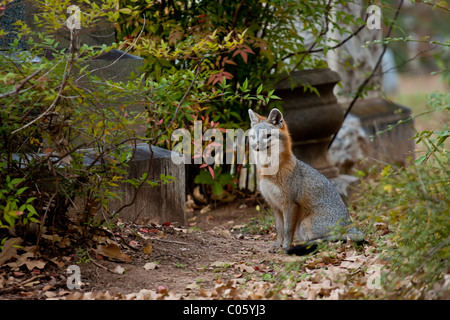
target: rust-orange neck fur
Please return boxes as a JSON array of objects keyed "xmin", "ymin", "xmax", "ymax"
[{"xmin": 256, "ymin": 116, "xmax": 295, "ymax": 183}]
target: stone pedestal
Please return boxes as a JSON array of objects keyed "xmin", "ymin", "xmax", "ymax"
[{"xmin": 273, "ymin": 68, "xmax": 343, "ymax": 178}]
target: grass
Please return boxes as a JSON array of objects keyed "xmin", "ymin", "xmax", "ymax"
[{"xmin": 238, "ymin": 205, "xmax": 274, "ymax": 235}]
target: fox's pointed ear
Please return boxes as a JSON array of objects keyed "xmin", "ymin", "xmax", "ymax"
[
  {"xmin": 248, "ymin": 109, "xmax": 260, "ymax": 126},
  {"xmin": 267, "ymin": 108, "xmax": 284, "ymax": 127}
]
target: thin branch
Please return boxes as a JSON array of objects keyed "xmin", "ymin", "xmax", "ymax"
[
  {"xmin": 86, "ymin": 252, "xmax": 113, "ymax": 272},
  {"xmin": 0, "ymin": 68, "xmax": 42, "ymax": 99},
  {"xmin": 416, "ymin": 0, "xmax": 449, "ymax": 12},
  {"xmin": 271, "ymin": 0, "xmax": 367, "ymax": 73},
  {"xmin": 275, "ymin": 0, "xmax": 332, "ymax": 85},
  {"xmin": 75, "ymin": 14, "xmax": 146, "ymax": 84},
  {"xmin": 277, "ymin": 24, "xmax": 366, "ymax": 66},
  {"xmin": 11, "ymin": 28, "xmax": 80, "ymax": 135},
  {"xmin": 328, "ymin": 0, "xmax": 405, "ymax": 150},
  {"xmin": 232, "ymin": 0, "xmax": 246, "ymax": 29}
]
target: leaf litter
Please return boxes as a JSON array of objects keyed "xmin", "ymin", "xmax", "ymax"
[{"xmin": 1, "ymin": 205, "xmax": 447, "ymax": 300}]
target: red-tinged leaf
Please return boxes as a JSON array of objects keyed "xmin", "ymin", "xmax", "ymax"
[
  {"xmin": 223, "ymin": 58, "xmax": 237, "ymax": 66},
  {"xmin": 214, "ymin": 76, "xmax": 224, "ymax": 86},
  {"xmin": 208, "ymin": 166, "xmax": 214, "ymax": 179},
  {"xmin": 240, "ymin": 51, "xmax": 248, "ymax": 63},
  {"xmin": 223, "ymin": 71, "xmax": 233, "ymax": 79},
  {"xmin": 232, "ymin": 44, "xmax": 254, "ymax": 64},
  {"xmin": 240, "ymin": 44, "xmax": 255, "ymax": 54},
  {"xmin": 139, "ymin": 228, "xmax": 149, "ymax": 233},
  {"xmin": 162, "ymin": 222, "xmax": 171, "ymax": 227},
  {"xmin": 210, "ymin": 71, "xmax": 234, "ymax": 86},
  {"xmin": 207, "ymin": 74, "xmax": 216, "ymax": 85}
]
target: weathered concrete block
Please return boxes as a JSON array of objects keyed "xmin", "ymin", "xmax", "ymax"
[
  {"xmin": 111, "ymin": 144, "xmax": 185, "ymax": 225},
  {"xmin": 83, "ymin": 144, "xmax": 186, "ymax": 225}
]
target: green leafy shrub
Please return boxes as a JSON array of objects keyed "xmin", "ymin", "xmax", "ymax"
[
  {"xmin": 354, "ymin": 92, "xmax": 449, "ymax": 299},
  {"xmin": 114, "ymin": 0, "xmax": 364, "ymax": 198},
  {"xmin": 0, "ymin": 0, "xmax": 255, "ymax": 246}
]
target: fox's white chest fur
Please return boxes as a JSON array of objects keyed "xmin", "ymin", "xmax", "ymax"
[{"xmin": 259, "ymin": 178, "xmax": 284, "ymax": 210}]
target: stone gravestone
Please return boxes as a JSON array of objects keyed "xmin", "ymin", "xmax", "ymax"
[
  {"xmin": 83, "ymin": 145, "xmax": 186, "ymax": 225},
  {"xmin": 0, "ymin": 0, "xmax": 116, "ymax": 49},
  {"xmin": 1, "ymin": 0, "xmax": 186, "ymax": 225}
]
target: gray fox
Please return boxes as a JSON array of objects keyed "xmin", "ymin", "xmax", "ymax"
[{"xmin": 248, "ymin": 108, "xmax": 364, "ymax": 255}]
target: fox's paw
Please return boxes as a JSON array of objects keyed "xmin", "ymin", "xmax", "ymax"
[{"xmin": 269, "ymin": 245, "xmax": 284, "ymax": 254}]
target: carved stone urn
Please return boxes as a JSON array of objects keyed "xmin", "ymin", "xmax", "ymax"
[{"xmin": 272, "ymin": 68, "xmax": 343, "ymax": 178}]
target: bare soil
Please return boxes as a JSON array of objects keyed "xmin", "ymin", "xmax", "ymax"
[
  {"xmin": 0, "ymin": 200, "xmax": 286, "ymax": 299},
  {"xmin": 82, "ymin": 203, "xmax": 277, "ymax": 296}
]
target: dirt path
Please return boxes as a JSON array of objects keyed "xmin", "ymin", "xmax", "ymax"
[
  {"xmin": 1, "ymin": 202, "xmax": 288, "ymax": 299},
  {"xmin": 79, "ymin": 202, "xmax": 284, "ymax": 297},
  {"xmin": 83, "ymin": 224, "xmax": 277, "ymax": 296},
  {"xmin": 0, "ymin": 201, "xmax": 395, "ymax": 300}
]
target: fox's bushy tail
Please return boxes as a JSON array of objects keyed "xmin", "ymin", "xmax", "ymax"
[
  {"xmin": 286, "ymin": 228, "xmax": 367, "ymax": 256},
  {"xmin": 286, "ymin": 242, "xmax": 319, "ymax": 256}
]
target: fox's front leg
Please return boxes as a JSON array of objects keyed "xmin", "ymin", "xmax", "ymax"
[
  {"xmin": 270, "ymin": 208, "xmax": 284, "ymax": 252},
  {"xmin": 282, "ymin": 205, "xmax": 298, "ymax": 250}
]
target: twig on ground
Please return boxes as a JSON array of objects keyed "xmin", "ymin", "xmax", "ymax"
[
  {"xmin": 87, "ymin": 252, "xmax": 114, "ymax": 273},
  {"xmin": 150, "ymin": 238, "xmax": 189, "ymax": 246}
]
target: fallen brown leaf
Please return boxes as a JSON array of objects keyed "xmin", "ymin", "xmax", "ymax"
[
  {"xmin": 0, "ymin": 238, "xmax": 22, "ymax": 265},
  {"xmin": 97, "ymin": 243, "xmax": 131, "ymax": 262},
  {"xmin": 143, "ymin": 244, "xmax": 153, "ymax": 255},
  {"xmin": 235, "ymin": 263, "xmax": 255, "ymax": 273}
]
